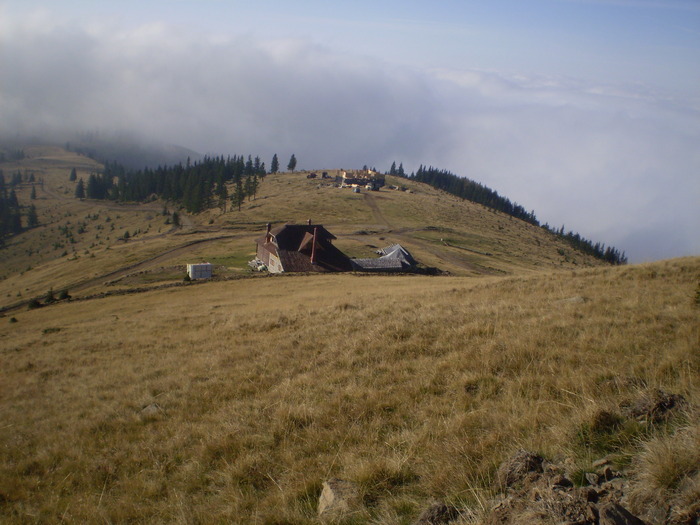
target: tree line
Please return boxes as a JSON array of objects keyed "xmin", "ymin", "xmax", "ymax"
[
  {"xmin": 0, "ymin": 170, "xmax": 39, "ymax": 242},
  {"xmin": 389, "ymin": 162, "xmax": 626, "ymax": 265},
  {"xmin": 74, "ymin": 153, "xmax": 296, "ymax": 214}
]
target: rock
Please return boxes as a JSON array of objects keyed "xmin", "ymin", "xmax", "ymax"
[
  {"xmin": 586, "ymin": 472, "xmax": 601, "ymax": 486},
  {"xmin": 413, "ymin": 500, "xmax": 460, "ymax": 525},
  {"xmin": 598, "ymin": 503, "xmax": 647, "ymax": 525},
  {"xmin": 318, "ymin": 478, "xmax": 362, "ymax": 519},
  {"xmin": 496, "ymin": 450, "xmax": 545, "ymax": 488},
  {"xmin": 552, "ymin": 475, "xmax": 574, "ymax": 489},
  {"xmin": 577, "ymin": 487, "xmax": 599, "ymax": 503},
  {"xmin": 602, "ymin": 466, "xmax": 616, "ymax": 481}
]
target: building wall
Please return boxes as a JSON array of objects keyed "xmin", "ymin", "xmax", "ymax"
[
  {"xmin": 267, "ymin": 252, "xmax": 283, "ymax": 273},
  {"xmin": 187, "ymin": 263, "xmax": 213, "ymax": 279}
]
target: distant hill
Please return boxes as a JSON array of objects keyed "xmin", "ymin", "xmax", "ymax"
[{"xmin": 1, "ymin": 132, "xmax": 201, "ymax": 170}]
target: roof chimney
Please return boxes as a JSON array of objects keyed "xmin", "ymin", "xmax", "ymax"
[
  {"xmin": 265, "ymin": 223, "xmax": 272, "ymax": 243},
  {"xmin": 307, "ymin": 218, "xmax": 312, "ymax": 225}
]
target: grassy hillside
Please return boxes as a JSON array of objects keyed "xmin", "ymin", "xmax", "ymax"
[
  {"xmin": 2, "ymin": 146, "xmax": 604, "ymax": 310},
  {"xmin": 3, "ymin": 146, "xmax": 696, "ymax": 523},
  {"xmin": 1, "ymin": 257, "xmax": 697, "ymax": 523}
]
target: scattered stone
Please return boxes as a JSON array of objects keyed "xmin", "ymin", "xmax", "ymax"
[
  {"xmin": 602, "ymin": 465, "xmax": 615, "ymax": 481},
  {"xmin": 623, "ymin": 389, "xmax": 686, "ymax": 422},
  {"xmin": 586, "ymin": 472, "xmax": 601, "ymax": 486},
  {"xmin": 412, "ymin": 500, "xmax": 460, "ymax": 525},
  {"xmin": 318, "ymin": 478, "xmax": 362, "ymax": 519},
  {"xmin": 552, "ymin": 475, "xmax": 574, "ymax": 489},
  {"xmin": 598, "ymin": 502, "xmax": 647, "ymax": 525},
  {"xmin": 496, "ymin": 449, "xmax": 544, "ymax": 488}
]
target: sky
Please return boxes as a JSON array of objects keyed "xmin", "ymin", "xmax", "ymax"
[{"xmin": 1, "ymin": 0, "xmax": 699, "ymax": 262}]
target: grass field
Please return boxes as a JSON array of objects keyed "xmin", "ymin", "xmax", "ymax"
[
  {"xmin": 1, "ymin": 146, "xmax": 697, "ymax": 523},
  {"xmin": 1, "ymin": 257, "xmax": 698, "ymax": 523}
]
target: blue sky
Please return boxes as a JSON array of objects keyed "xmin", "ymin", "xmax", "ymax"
[{"xmin": 1, "ymin": 0, "xmax": 699, "ymax": 261}]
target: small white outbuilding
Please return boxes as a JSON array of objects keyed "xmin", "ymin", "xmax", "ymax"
[{"xmin": 187, "ymin": 263, "xmax": 213, "ymax": 280}]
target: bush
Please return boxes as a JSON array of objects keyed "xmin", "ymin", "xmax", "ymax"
[{"xmin": 27, "ymin": 299, "xmax": 42, "ymax": 310}]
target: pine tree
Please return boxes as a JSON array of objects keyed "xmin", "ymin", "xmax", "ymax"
[
  {"xmin": 30, "ymin": 185, "xmax": 37, "ymax": 200},
  {"xmin": 270, "ymin": 154, "xmax": 279, "ymax": 174},
  {"xmin": 231, "ymin": 177, "xmax": 245, "ymax": 211},
  {"xmin": 69, "ymin": 168, "xmax": 77, "ymax": 182},
  {"xmin": 27, "ymin": 204, "xmax": 39, "ymax": 228},
  {"xmin": 75, "ymin": 178, "xmax": 85, "ymax": 199},
  {"xmin": 287, "ymin": 154, "xmax": 297, "ymax": 172}
]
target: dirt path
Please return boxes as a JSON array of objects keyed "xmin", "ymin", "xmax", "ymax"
[
  {"xmin": 363, "ymin": 192, "xmax": 393, "ymax": 229},
  {"xmin": 0, "ymin": 234, "xmax": 243, "ymax": 314}
]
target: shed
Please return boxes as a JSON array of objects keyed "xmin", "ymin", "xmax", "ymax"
[
  {"xmin": 351, "ymin": 243, "xmax": 417, "ymax": 272},
  {"xmin": 187, "ymin": 263, "xmax": 213, "ymax": 280}
]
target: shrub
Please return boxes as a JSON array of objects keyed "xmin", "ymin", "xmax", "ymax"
[{"xmin": 27, "ymin": 299, "xmax": 42, "ymax": 310}]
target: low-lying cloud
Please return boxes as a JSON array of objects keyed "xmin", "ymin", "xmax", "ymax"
[{"xmin": 1, "ymin": 14, "xmax": 698, "ymax": 262}]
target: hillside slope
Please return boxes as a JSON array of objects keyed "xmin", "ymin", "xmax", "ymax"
[
  {"xmin": 1, "ymin": 257, "xmax": 697, "ymax": 523},
  {"xmin": 2, "ymin": 146, "xmax": 605, "ymax": 309}
]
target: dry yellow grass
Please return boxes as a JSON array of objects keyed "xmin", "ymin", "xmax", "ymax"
[{"xmin": 1, "ymin": 257, "xmax": 697, "ymax": 523}]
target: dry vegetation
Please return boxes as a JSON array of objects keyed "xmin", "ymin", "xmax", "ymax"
[
  {"xmin": 1, "ymin": 146, "xmax": 697, "ymax": 523},
  {"xmin": 1, "ymin": 257, "xmax": 698, "ymax": 523}
]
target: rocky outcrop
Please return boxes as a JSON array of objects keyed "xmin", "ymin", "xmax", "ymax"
[{"xmin": 483, "ymin": 450, "xmax": 647, "ymax": 525}]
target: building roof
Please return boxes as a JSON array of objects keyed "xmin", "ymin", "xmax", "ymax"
[
  {"xmin": 257, "ymin": 223, "xmax": 352, "ymax": 272},
  {"xmin": 351, "ymin": 243, "xmax": 418, "ymax": 272},
  {"xmin": 377, "ymin": 244, "xmax": 417, "ymax": 266}
]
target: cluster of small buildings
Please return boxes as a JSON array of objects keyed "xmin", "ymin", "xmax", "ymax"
[{"xmin": 339, "ymin": 170, "xmax": 384, "ymax": 192}]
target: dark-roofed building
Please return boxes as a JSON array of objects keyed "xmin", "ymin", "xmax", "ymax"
[
  {"xmin": 351, "ymin": 243, "xmax": 417, "ymax": 272},
  {"xmin": 256, "ymin": 221, "xmax": 353, "ymax": 273}
]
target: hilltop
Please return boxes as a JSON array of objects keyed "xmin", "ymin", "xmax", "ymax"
[{"xmin": 1, "ymin": 145, "xmax": 607, "ymax": 308}]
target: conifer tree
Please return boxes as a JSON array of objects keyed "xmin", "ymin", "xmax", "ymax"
[
  {"xmin": 27, "ymin": 204, "xmax": 38, "ymax": 228},
  {"xmin": 75, "ymin": 178, "xmax": 85, "ymax": 199},
  {"xmin": 287, "ymin": 154, "xmax": 297, "ymax": 172},
  {"xmin": 69, "ymin": 168, "xmax": 77, "ymax": 181},
  {"xmin": 270, "ymin": 154, "xmax": 279, "ymax": 174}
]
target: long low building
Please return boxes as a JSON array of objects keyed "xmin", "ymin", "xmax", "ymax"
[{"xmin": 351, "ymin": 244, "xmax": 417, "ymax": 272}]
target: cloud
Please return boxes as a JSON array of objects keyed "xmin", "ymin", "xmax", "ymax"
[{"xmin": 1, "ymin": 14, "xmax": 698, "ymax": 262}]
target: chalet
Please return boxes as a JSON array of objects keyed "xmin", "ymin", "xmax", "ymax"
[
  {"xmin": 351, "ymin": 244, "xmax": 417, "ymax": 272},
  {"xmin": 255, "ymin": 221, "xmax": 353, "ymax": 273}
]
